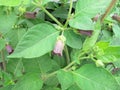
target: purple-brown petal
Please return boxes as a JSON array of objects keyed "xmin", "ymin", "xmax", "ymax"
[
  {"xmin": 112, "ymin": 13, "xmax": 120, "ymax": 22},
  {"xmin": 78, "ymin": 30, "xmax": 93, "ymax": 36},
  {"xmin": 24, "ymin": 12, "xmax": 37, "ymax": 19}
]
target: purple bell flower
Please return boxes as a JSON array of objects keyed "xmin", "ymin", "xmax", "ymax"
[
  {"xmin": 53, "ymin": 35, "xmax": 66, "ymax": 56},
  {"xmin": 6, "ymin": 44, "xmax": 14, "ymax": 54}
]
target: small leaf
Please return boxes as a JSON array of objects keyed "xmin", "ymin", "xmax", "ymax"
[
  {"xmin": 69, "ymin": 16, "xmax": 94, "ymax": 30},
  {"xmin": 12, "ymin": 73, "xmax": 43, "ymax": 90},
  {"xmin": 57, "ymin": 70, "xmax": 74, "ymax": 90},
  {"xmin": 112, "ymin": 24, "xmax": 120, "ymax": 37},
  {"xmin": 64, "ymin": 30, "xmax": 82, "ymax": 49},
  {"xmin": 0, "ymin": 12, "xmax": 17, "ymax": 34},
  {"xmin": 9, "ymin": 23, "xmax": 59, "ymax": 58}
]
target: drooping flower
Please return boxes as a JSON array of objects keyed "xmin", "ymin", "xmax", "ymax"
[
  {"xmin": 53, "ymin": 35, "xmax": 66, "ymax": 56},
  {"xmin": 78, "ymin": 30, "xmax": 93, "ymax": 36},
  {"xmin": 112, "ymin": 13, "xmax": 120, "ymax": 22},
  {"xmin": 5, "ymin": 44, "xmax": 14, "ymax": 54},
  {"xmin": 24, "ymin": 12, "xmax": 37, "ymax": 19}
]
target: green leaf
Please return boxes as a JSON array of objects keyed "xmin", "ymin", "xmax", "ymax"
[
  {"xmin": 69, "ymin": 16, "xmax": 94, "ymax": 30},
  {"xmin": 82, "ymin": 21, "xmax": 101, "ymax": 51},
  {"xmin": 75, "ymin": 0, "xmax": 111, "ymax": 17},
  {"xmin": 0, "ymin": 38, "xmax": 5, "ymax": 51},
  {"xmin": 104, "ymin": 46, "xmax": 120, "ymax": 59},
  {"xmin": 112, "ymin": 24, "xmax": 120, "ymax": 37},
  {"xmin": 72, "ymin": 64, "xmax": 120, "ymax": 90},
  {"xmin": 0, "ymin": 85, "xmax": 13, "ymax": 90},
  {"xmin": 9, "ymin": 23, "xmax": 59, "ymax": 58},
  {"xmin": 23, "ymin": 54, "xmax": 60, "ymax": 73},
  {"xmin": 57, "ymin": 70, "xmax": 74, "ymax": 90},
  {"xmin": 0, "ymin": 12, "xmax": 17, "ymax": 34},
  {"xmin": 57, "ymin": 64, "xmax": 120, "ymax": 90},
  {"xmin": 35, "ymin": 0, "xmax": 52, "ymax": 6},
  {"xmin": 12, "ymin": 73, "xmax": 43, "ymax": 90},
  {"xmin": 0, "ymin": 0, "xmax": 30, "ymax": 6},
  {"xmin": 0, "ymin": 0, "xmax": 21, "ymax": 6},
  {"xmin": 64, "ymin": 30, "xmax": 82, "ymax": 49},
  {"xmin": 52, "ymin": 6, "xmax": 68, "ymax": 19},
  {"xmin": 96, "ymin": 55, "xmax": 117, "ymax": 63},
  {"xmin": 6, "ymin": 59, "xmax": 23, "ymax": 77},
  {"xmin": 110, "ymin": 37, "xmax": 120, "ymax": 46}
]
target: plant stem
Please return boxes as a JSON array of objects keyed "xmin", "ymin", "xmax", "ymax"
[
  {"xmin": 40, "ymin": 6, "xmax": 63, "ymax": 27},
  {"xmin": 101, "ymin": 0, "xmax": 118, "ymax": 22},
  {"xmin": 44, "ymin": 56, "xmax": 90, "ymax": 80},
  {"xmin": 1, "ymin": 50, "xmax": 6, "ymax": 71},
  {"xmin": 64, "ymin": 45, "xmax": 70, "ymax": 65},
  {"xmin": 64, "ymin": 0, "xmax": 73, "ymax": 27}
]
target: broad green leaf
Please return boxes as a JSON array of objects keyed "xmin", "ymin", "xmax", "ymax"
[
  {"xmin": 73, "ymin": 64, "xmax": 120, "ymax": 90},
  {"xmin": 0, "ymin": 12, "xmax": 17, "ymax": 34},
  {"xmin": 75, "ymin": 0, "xmax": 111, "ymax": 17},
  {"xmin": 5, "ymin": 28, "xmax": 26, "ymax": 48},
  {"xmin": 23, "ymin": 54, "xmax": 60, "ymax": 73},
  {"xmin": 9, "ymin": 23, "xmax": 59, "ymax": 58},
  {"xmin": 104, "ymin": 46, "xmax": 120, "ymax": 59},
  {"xmin": 6, "ymin": 59, "xmax": 23, "ymax": 77},
  {"xmin": 0, "ymin": 0, "xmax": 21, "ymax": 6},
  {"xmin": 0, "ymin": 0, "xmax": 30, "ymax": 6},
  {"xmin": 12, "ymin": 73, "xmax": 43, "ymax": 90},
  {"xmin": 69, "ymin": 16, "xmax": 94, "ymax": 30},
  {"xmin": 57, "ymin": 70, "xmax": 74, "ymax": 90},
  {"xmin": 0, "ymin": 38, "xmax": 5, "ymax": 51},
  {"xmin": 0, "ymin": 85, "xmax": 13, "ymax": 90},
  {"xmin": 64, "ymin": 30, "xmax": 82, "ymax": 49}
]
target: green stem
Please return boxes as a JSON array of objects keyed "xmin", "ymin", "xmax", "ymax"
[
  {"xmin": 44, "ymin": 56, "xmax": 90, "ymax": 80},
  {"xmin": 64, "ymin": 45, "xmax": 70, "ymax": 65},
  {"xmin": 1, "ymin": 50, "xmax": 6, "ymax": 71},
  {"xmin": 101, "ymin": 0, "xmax": 118, "ymax": 22},
  {"xmin": 40, "ymin": 6, "xmax": 63, "ymax": 27},
  {"xmin": 64, "ymin": 0, "xmax": 73, "ymax": 27}
]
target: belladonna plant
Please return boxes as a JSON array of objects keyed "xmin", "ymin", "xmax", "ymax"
[{"xmin": 53, "ymin": 35, "xmax": 66, "ymax": 56}]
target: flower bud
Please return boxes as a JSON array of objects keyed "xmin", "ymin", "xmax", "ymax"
[
  {"xmin": 6, "ymin": 44, "xmax": 14, "ymax": 54},
  {"xmin": 95, "ymin": 60, "xmax": 104, "ymax": 67},
  {"xmin": 92, "ymin": 14, "xmax": 100, "ymax": 22},
  {"xmin": 53, "ymin": 35, "xmax": 66, "ymax": 56}
]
